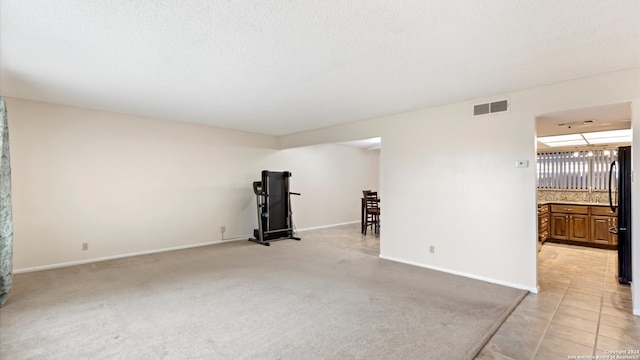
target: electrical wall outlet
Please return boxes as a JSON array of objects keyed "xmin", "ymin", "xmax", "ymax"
[
  {"xmin": 429, "ymin": 245, "xmax": 435, "ymax": 254},
  {"xmin": 82, "ymin": 242, "xmax": 89, "ymax": 251},
  {"xmin": 220, "ymin": 225, "xmax": 226, "ymax": 233}
]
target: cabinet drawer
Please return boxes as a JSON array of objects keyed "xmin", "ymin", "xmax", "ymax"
[
  {"xmin": 538, "ymin": 204, "xmax": 549, "ymax": 215},
  {"xmin": 539, "ymin": 230, "xmax": 549, "ymax": 241},
  {"xmin": 539, "ymin": 216, "xmax": 549, "ymax": 228},
  {"xmin": 590, "ymin": 206, "xmax": 617, "ymax": 216},
  {"xmin": 550, "ymin": 204, "xmax": 589, "ymax": 214}
]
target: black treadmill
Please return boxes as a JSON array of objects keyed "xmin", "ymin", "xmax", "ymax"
[{"xmin": 249, "ymin": 170, "xmax": 301, "ymax": 246}]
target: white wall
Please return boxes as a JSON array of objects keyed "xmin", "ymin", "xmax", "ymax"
[
  {"xmin": 7, "ymin": 98, "xmax": 379, "ymax": 270},
  {"xmin": 265, "ymin": 145, "xmax": 380, "ymax": 230},
  {"xmin": 279, "ymin": 68, "xmax": 640, "ymax": 296}
]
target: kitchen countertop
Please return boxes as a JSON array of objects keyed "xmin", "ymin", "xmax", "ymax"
[{"xmin": 537, "ymin": 201, "xmax": 612, "ymax": 206}]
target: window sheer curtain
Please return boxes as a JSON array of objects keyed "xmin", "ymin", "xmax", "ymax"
[{"xmin": 0, "ymin": 97, "xmax": 13, "ymax": 307}]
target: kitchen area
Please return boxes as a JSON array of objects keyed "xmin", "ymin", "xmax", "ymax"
[
  {"xmin": 529, "ymin": 102, "xmax": 638, "ymax": 353},
  {"xmin": 536, "ymin": 103, "xmax": 632, "ymax": 285},
  {"xmin": 538, "ymin": 194, "xmax": 618, "ymax": 249}
]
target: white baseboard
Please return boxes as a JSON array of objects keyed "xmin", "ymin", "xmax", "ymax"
[
  {"xmin": 13, "ymin": 235, "xmax": 249, "ymax": 274},
  {"xmin": 296, "ymin": 220, "xmax": 359, "ymax": 232},
  {"xmin": 378, "ymin": 254, "xmax": 538, "ymax": 293},
  {"xmin": 14, "ymin": 220, "xmax": 361, "ymax": 274}
]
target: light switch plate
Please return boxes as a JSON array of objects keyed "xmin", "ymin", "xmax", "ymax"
[{"xmin": 515, "ymin": 160, "xmax": 529, "ymax": 168}]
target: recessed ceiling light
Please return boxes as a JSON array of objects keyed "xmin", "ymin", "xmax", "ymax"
[
  {"xmin": 539, "ymin": 139, "xmax": 588, "ymax": 147},
  {"xmin": 537, "ymin": 134, "xmax": 587, "ymax": 147},
  {"xmin": 584, "ymin": 137, "xmax": 631, "ymax": 145},
  {"xmin": 581, "ymin": 129, "xmax": 631, "ymax": 140},
  {"xmin": 537, "ymin": 134, "xmax": 583, "ymax": 143},
  {"xmin": 537, "ymin": 129, "xmax": 631, "ymax": 147}
]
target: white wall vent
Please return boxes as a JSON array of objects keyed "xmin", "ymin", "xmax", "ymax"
[{"xmin": 473, "ymin": 99, "xmax": 509, "ymax": 116}]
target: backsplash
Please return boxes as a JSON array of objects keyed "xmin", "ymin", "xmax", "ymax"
[{"xmin": 537, "ymin": 189, "xmax": 610, "ymax": 204}]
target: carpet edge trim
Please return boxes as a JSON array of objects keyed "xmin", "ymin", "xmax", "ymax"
[{"xmin": 468, "ymin": 290, "xmax": 528, "ymax": 358}]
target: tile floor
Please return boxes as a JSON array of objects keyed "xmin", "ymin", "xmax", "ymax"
[
  {"xmin": 301, "ymin": 224, "xmax": 639, "ymax": 360},
  {"xmin": 477, "ymin": 242, "xmax": 639, "ymax": 359}
]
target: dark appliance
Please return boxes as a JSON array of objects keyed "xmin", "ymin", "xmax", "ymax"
[
  {"xmin": 609, "ymin": 146, "xmax": 632, "ymax": 284},
  {"xmin": 249, "ymin": 170, "xmax": 301, "ymax": 246}
]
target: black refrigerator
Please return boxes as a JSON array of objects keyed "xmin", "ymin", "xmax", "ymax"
[{"xmin": 609, "ymin": 145, "xmax": 632, "ymax": 284}]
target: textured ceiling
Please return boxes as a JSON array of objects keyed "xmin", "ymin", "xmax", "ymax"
[{"xmin": 1, "ymin": 1, "xmax": 638, "ymax": 136}]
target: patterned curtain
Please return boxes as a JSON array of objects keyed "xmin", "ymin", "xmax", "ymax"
[{"xmin": 0, "ymin": 97, "xmax": 13, "ymax": 307}]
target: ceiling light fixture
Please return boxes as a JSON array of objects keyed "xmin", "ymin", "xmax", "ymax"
[
  {"xmin": 537, "ymin": 134, "xmax": 587, "ymax": 147},
  {"xmin": 537, "ymin": 129, "xmax": 631, "ymax": 147}
]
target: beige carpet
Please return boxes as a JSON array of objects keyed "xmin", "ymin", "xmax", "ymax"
[{"xmin": 1, "ymin": 236, "xmax": 526, "ymax": 359}]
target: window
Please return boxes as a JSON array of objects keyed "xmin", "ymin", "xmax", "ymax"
[{"xmin": 537, "ymin": 149, "xmax": 616, "ymax": 190}]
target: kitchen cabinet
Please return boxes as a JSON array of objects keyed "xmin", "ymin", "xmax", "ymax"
[
  {"xmin": 550, "ymin": 205, "xmax": 589, "ymax": 243},
  {"xmin": 590, "ymin": 206, "xmax": 618, "ymax": 246},
  {"xmin": 538, "ymin": 204, "xmax": 549, "ymax": 243},
  {"xmin": 569, "ymin": 214, "xmax": 589, "ymax": 242},
  {"xmin": 550, "ymin": 213, "xmax": 568, "ymax": 240},
  {"xmin": 546, "ymin": 203, "xmax": 617, "ymax": 248}
]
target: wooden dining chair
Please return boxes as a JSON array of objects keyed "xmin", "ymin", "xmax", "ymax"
[{"xmin": 363, "ymin": 191, "xmax": 380, "ymax": 236}]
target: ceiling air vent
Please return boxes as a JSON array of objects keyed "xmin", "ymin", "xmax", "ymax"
[{"xmin": 473, "ymin": 99, "xmax": 509, "ymax": 116}]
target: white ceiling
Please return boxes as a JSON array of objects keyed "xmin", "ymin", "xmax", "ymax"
[
  {"xmin": 1, "ymin": 1, "xmax": 638, "ymax": 136},
  {"xmin": 536, "ymin": 102, "xmax": 632, "ymax": 149},
  {"xmin": 336, "ymin": 137, "xmax": 381, "ymax": 150}
]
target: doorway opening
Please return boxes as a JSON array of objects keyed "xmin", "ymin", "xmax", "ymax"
[
  {"xmin": 314, "ymin": 136, "xmax": 381, "ymax": 256},
  {"xmin": 534, "ymin": 102, "xmax": 633, "ymax": 321}
]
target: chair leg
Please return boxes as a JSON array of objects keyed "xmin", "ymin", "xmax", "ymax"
[
  {"xmin": 364, "ymin": 215, "xmax": 369, "ymax": 235},
  {"xmin": 364, "ymin": 213, "xmax": 379, "ymax": 236}
]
